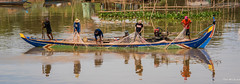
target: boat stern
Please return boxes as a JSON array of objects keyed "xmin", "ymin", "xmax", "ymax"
[{"xmin": 198, "ymin": 25, "xmax": 215, "ymax": 48}]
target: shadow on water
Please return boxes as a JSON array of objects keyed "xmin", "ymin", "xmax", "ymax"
[{"xmin": 24, "ymin": 47, "xmax": 216, "ymax": 80}]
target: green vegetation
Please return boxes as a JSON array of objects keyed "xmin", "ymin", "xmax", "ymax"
[{"xmin": 98, "ymin": 11, "xmax": 221, "ymax": 19}]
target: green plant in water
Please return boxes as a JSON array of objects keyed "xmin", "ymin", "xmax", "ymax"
[{"xmin": 98, "ymin": 10, "xmax": 221, "ymax": 20}]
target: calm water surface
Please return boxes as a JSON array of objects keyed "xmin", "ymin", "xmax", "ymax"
[{"xmin": 0, "ymin": 1, "xmax": 240, "ymax": 84}]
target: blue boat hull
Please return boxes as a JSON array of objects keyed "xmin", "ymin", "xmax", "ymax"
[{"xmin": 20, "ymin": 25, "xmax": 215, "ymax": 49}]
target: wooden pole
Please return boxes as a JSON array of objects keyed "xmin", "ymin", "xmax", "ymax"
[
  {"xmin": 143, "ymin": 0, "xmax": 145, "ymax": 17},
  {"xmin": 228, "ymin": 0, "xmax": 229, "ymax": 12},
  {"xmin": 151, "ymin": 0, "xmax": 158, "ymax": 18},
  {"xmin": 165, "ymin": 0, "xmax": 168, "ymax": 17}
]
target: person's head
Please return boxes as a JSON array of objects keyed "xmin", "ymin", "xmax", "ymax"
[
  {"xmin": 125, "ymin": 30, "xmax": 129, "ymax": 36},
  {"xmin": 45, "ymin": 17, "xmax": 49, "ymax": 21},
  {"xmin": 138, "ymin": 20, "xmax": 142, "ymax": 24},
  {"xmin": 185, "ymin": 16, "xmax": 188, "ymax": 21},
  {"xmin": 75, "ymin": 18, "xmax": 80, "ymax": 23},
  {"xmin": 95, "ymin": 31, "xmax": 99, "ymax": 35}
]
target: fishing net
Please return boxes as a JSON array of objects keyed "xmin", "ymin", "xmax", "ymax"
[
  {"xmin": 114, "ymin": 32, "xmax": 148, "ymax": 44},
  {"xmin": 174, "ymin": 28, "xmax": 187, "ymax": 41},
  {"xmin": 63, "ymin": 32, "xmax": 85, "ymax": 44}
]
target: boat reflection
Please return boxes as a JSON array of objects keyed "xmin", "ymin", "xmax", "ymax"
[
  {"xmin": 24, "ymin": 47, "xmax": 215, "ymax": 80},
  {"xmin": 0, "ymin": 5, "xmax": 30, "ymax": 14},
  {"xmin": 43, "ymin": 0, "xmax": 72, "ymax": 8}
]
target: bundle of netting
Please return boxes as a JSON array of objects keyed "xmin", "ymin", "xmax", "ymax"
[
  {"xmin": 174, "ymin": 29, "xmax": 186, "ymax": 41},
  {"xmin": 114, "ymin": 32, "xmax": 148, "ymax": 44},
  {"xmin": 63, "ymin": 32, "xmax": 85, "ymax": 43}
]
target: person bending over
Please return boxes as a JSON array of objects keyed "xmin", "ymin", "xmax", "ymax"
[{"xmin": 94, "ymin": 29, "xmax": 103, "ymax": 44}]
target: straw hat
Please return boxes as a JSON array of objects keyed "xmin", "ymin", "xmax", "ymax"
[{"xmin": 75, "ymin": 19, "xmax": 80, "ymax": 23}]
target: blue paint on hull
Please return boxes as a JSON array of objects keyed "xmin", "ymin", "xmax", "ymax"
[{"xmin": 20, "ymin": 25, "xmax": 215, "ymax": 49}]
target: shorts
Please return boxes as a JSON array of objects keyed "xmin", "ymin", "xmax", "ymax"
[
  {"xmin": 186, "ymin": 29, "xmax": 190, "ymax": 36},
  {"xmin": 74, "ymin": 28, "xmax": 80, "ymax": 33},
  {"xmin": 94, "ymin": 34, "xmax": 101, "ymax": 40},
  {"xmin": 136, "ymin": 32, "xmax": 141, "ymax": 36},
  {"xmin": 47, "ymin": 30, "xmax": 52, "ymax": 34}
]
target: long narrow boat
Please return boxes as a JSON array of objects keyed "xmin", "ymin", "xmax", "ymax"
[
  {"xmin": 0, "ymin": 1, "xmax": 30, "ymax": 6},
  {"xmin": 19, "ymin": 24, "xmax": 215, "ymax": 49}
]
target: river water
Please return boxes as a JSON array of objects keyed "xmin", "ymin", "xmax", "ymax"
[{"xmin": 0, "ymin": 1, "xmax": 240, "ymax": 84}]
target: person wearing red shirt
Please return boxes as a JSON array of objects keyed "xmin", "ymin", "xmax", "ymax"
[{"xmin": 181, "ymin": 16, "xmax": 192, "ymax": 40}]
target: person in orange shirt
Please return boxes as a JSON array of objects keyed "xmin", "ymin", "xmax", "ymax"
[{"xmin": 181, "ymin": 16, "xmax": 192, "ymax": 40}]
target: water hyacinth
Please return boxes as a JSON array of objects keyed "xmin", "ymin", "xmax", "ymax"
[{"xmin": 98, "ymin": 11, "xmax": 221, "ymax": 19}]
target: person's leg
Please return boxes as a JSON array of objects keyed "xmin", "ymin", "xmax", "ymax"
[
  {"xmin": 47, "ymin": 34, "xmax": 51, "ymax": 40},
  {"xmin": 133, "ymin": 32, "xmax": 137, "ymax": 42},
  {"xmin": 99, "ymin": 36, "xmax": 102, "ymax": 44},
  {"xmin": 95, "ymin": 35, "xmax": 98, "ymax": 44},
  {"xmin": 186, "ymin": 29, "xmax": 191, "ymax": 40},
  {"xmin": 50, "ymin": 33, "xmax": 53, "ymax": 40},
  {"xmin": 76, "ymin": 29, "xmax": 80, "ymax": 42},
  {"xmin": 77, "ymin": 32, "xmax": 80, "ymax": 42}
]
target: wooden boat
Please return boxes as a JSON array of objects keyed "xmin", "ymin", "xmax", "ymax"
[
  {"xmin": 0, "ymin": 1, "xmax": 30, "ymax": 6},
  {"xmin": 19, "ymin": 24, "xmax": 215, "ymax": 49}
]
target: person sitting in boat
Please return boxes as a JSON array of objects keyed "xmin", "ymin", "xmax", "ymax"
[
  {"xmin": 123, "ymin": 30, "xmax": 129, "ymax": 38},
  {"xmin": 154, "ymin": 27, "xmax": 162, "ymax": 37},
  {"xmin": 73, "ymin": 18, "xmax": 81, "ymax": 41},
  {"xmin": 42, "ymin": 17, "xmax": 53, "ymax": 40},
  {"xmin": 213, "ymin": 15, "xmax": 216, "ymax": 25},
  {"xmin": 181, "ymin": 16, "xmax": 192, "ymax": 40},
  {"xmin": 94, "ymin": 29, "xmax": 104, "ymax": 44}
]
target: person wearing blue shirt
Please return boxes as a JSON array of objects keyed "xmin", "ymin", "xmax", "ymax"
[
  {"xmin": 73, "ymin": 19, "xmax": 81, "ymax": 41},
  {"xmin": 94, "ymin": 29, "xmax": 103, "ymax": 44}
]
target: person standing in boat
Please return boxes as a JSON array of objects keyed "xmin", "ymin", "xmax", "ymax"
[
  {"xmin": 42, "ymin": 17, "xmax": 53, "ymax": 40},
  {"xmin": 134, "ymin": 20, "xmax": 144, "ymax": 42},
  {"xmin": 181, "ymin": 16, "xmax": 192, "ymax": 40},
  {"xmin": 94, "ymin": 29, "xmax": 103, "ymax": 44},
  {"xmin": 73, "ymin": 19, "xmax": 81, "ymax": 41}
]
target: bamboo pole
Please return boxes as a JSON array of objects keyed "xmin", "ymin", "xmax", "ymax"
[
  {"xmin": 151, "ymin": 0, "xmax": 158, "ymax": 18},
  {"xmin": 187, "ymin": 0, "xmax": 189, "ymax": 16},
  {"xmin": 143, "ymin": 0, "xmax": 145, "ymax": 17},
  {"xmin": 228, "ymin": 0, "xmax": 229, "ymax": 12},
  {"xmin": 165, "ymin": 0, "xmax": 168, "ymax": 16}
]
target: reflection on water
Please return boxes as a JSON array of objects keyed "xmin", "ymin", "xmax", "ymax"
[
  {"xmin": 42, "ymin": 64, "xmax": 51, "ymax": 77},
  {"xmin": 24, "ymin": 48, "xmax": 215, "ymax": 80},
  {"xmin": 181, "ymin": 55, "xmax": 191, "ymax": 80},
  {"xmin": 94, "ymin": 51, "xmax": 103, "ymax": 67},
  {"xmin": 74, "ymin": 60, "xmax": 81, "ymax": 78},
  {"xmin": 0, "ymin": 1, "xmax": 239, "ymax": 84}
]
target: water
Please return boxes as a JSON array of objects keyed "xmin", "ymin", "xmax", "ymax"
[{"xmin": 0, "ymin": 1, "xmax": 240, "ymax": 84}]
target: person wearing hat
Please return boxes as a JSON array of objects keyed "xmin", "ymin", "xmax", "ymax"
[
  {"xmin": 181, "ymin": 16, "xmax": 192, "ymax": 40},
  {"xmin": 73, "ymin": 19, "xmax": 81, "ymax": 41},
  {"xmin": 42, "ymin": 17, "xmax": 53, "ymax": 40}
]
